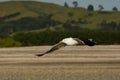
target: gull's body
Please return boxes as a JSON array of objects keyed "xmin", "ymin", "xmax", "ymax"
[
  {"xmin": 62, "ymin": 37, "xmax": 79, "ymax": 45},
  {"xmin": 37, "ymin": 37, "xmax": 96, "ymax": 57}
]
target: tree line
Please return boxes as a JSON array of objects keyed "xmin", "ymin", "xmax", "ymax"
[
  {"xmin": 64, "ymin": 1, "xmax": 119, "ymax": 11},
  {"xmin": 12, "ymin": 30, "xmax": 120, "ymax": 46},
  {"xmin": 0, "ymin": 28, "xmax": 120, "ymax": 47}
]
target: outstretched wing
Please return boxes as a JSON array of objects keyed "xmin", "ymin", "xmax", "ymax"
[
  {"xmin": 36, "ymin": 42, "xmax": 67, "ymax": 57},
  {"xmin": 73, "ymin": 38, "xmax": 96, "ymax": 46}
]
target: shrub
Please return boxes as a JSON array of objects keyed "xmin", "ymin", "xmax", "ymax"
[
  {"xmin": 12, "ymin": 30, "xmax": 120, "ymax": 46},
  {"xmin": 0, "ymin": 37, "xmax": 22, "ymax": 47}
]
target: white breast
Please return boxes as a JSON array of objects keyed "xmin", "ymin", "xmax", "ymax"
[{"xmin": 62, "ymin": 37, "xmax": 78, "ymax": 45}]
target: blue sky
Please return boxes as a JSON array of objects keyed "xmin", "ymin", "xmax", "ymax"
[
  {"xmin": 0, "ymin": 0, "xmax": 120, "ymax": 11},
  {"xmin": 39, "ymin": 0, "xmax": 120, "ymax": 10}
]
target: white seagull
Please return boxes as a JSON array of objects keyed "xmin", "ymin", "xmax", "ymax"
[{"xmin": 36, "ymin": 37, "xmax": 96, "ymax": 57}]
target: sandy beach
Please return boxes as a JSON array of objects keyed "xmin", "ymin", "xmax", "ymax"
[{"xmin": 0, "ymin": 45, "xmax": 120, "ymax": 80}]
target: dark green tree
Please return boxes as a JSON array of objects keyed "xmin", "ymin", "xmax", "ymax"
[
  {"xmin": 72, "ymin": 1, "xmax": 78, "ymax": 8},
  {"xmin": 98, "ymin": 5, "xmax": 104, "ymax": 11},
  {"xmin": 112, "ymin": 7, "xmax": 118, "ymax": 12},
  {"xmin": 64, "ymin": 2, "xmax": 69, "ymax": 8},
  {"xmin": 87, "ymin": 4, "xmax": 94, "ymax": 11}
]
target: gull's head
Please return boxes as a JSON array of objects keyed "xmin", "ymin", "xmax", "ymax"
[{"xmin": 87, "ymin": 38, "xmax": 96, "ymax": 46}]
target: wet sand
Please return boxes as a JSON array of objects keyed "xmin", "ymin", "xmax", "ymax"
[{"xmin": 0, "ymin": 45, "xmax": 120, "ymax": 80}]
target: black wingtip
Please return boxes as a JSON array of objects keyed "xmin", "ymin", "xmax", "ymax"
[
  {"xmin": 36, "ymin": 54, "xmax": 45, "ymax": 57},
  {"xmin": 36, "ymin": 50, "xmax": 52, "ymax": 57}
]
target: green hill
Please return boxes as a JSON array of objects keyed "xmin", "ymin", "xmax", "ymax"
[
  {"xmin": 0, "ymin": 1, "xmax": 120, "ymax": 35},
  {"xmin": 0, "ymin": 1, "xmax": 89, "ymax": 21},
  {"xmin": 0, "ymin": 1, "xmax": 66, "ymax": 18}
]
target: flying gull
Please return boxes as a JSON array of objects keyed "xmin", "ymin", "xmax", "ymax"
[{"xmin": 36, "ymin": 37, "xmax": 96, "ymax": 57}]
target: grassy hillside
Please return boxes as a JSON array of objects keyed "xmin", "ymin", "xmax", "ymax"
[
  {"xmin": 0, "ymin": 1, "xmax": 89, "ymax": 22},
  {"xmin": 0, "ymin": 1, "xmax": 120, "ymax": 33},
  {"xmin": 0, "ymin": 1, "xmax": 64, "ymax": 18},
  {"xmin": 0, "ymin": 1, "xmax": 82, "ymax": 19}
]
